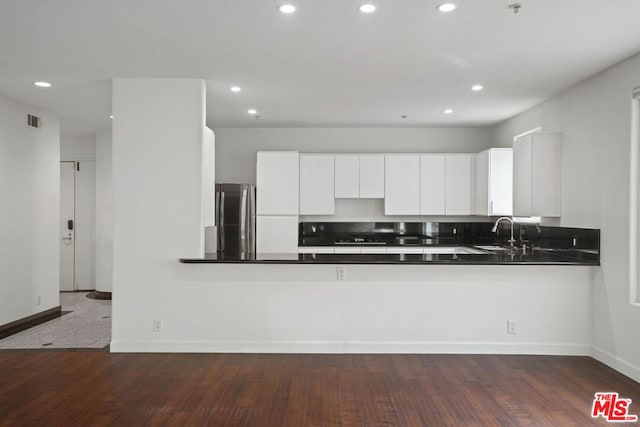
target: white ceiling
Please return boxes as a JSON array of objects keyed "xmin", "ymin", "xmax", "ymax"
[{"xmin": 1, "ymin": 0, "xmax": 640, "ymax": 135}]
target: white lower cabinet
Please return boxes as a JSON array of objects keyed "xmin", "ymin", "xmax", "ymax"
[{"xmin": 256, "ymin": 216, "xmax": 299, "ymax": 253}]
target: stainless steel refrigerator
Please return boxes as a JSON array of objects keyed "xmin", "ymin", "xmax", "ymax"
[{"xmin": 215, "ymin": 183, "xmax": 256, "ymax": 256}]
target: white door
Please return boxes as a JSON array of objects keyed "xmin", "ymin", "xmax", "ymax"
[
  {"xmin": 59, "ymin": 161, "xmax": 96, "ymax": 292},
  {"xmin": 60, "ymin": 161, "xmax": 75, "ymax": 291},
  {"xmin": 75, "ymin": 161, "xmax": 96, "ymax": 291}
]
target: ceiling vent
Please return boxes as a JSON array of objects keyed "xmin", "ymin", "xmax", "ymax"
[{"xmin": 26, "ymin": 114, "xmax": 42, "ymax": 129}]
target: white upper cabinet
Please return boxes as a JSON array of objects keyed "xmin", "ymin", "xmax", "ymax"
[
  {"xmin": 419, "ymin": 155, "xmax": 446, "ymax": 215},
  {"xmin": 445, "ymin": 154, "xmax": 473, "ymax": 215},
  {"xmin": 359, "ymin": 154, "xmax": 385, "ymax": 198},
  {"xmin": 335, "ymin": 154, "xmax": 360, "ymax": 198},
  {"xmin": 385, "ymin": 155, "xmax": 420, "ymax": 215},
  {"xmin": 513, "ymin": 134, "xmax": 562, "ymax": 217},
  {"xmin": 256, "ymin": 151, "xmax": 299, "ymax": 215},
  {"xmin": 300, "ymin": 154, "xmax": 335, "ymax": 215},
  {"xmin": 474, "ymin": 148, "xmax": 513, "ymax": 216}
]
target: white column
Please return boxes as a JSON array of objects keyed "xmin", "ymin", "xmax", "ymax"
[
  {"xmin": 95, "ymin": 129, "xmax": 113, "ymax": 293},
  {"xmin": 111, "ymin": 79, "xmax": 205, "ymax": 345}
]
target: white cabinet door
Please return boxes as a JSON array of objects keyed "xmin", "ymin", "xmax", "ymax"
[
  {"xmin": 256, "ymin": 151, "xmax": 299, "ymax": 215},
  {"xmin": 489, "ymin": 149, "xmax": 513, "ymax": 216},
  {"xmin": 385, "ymin": 155, "xmax": 420, "ymax": 215},
  {"xmin": 335, "ymin": 154, "xmax": 359, "ymax": 198},
  {"xmin": 474, "ymin": 150, "xmax": 489, "ymax": 215},
  {"xmin": 513, "ymin": 134, "xmax": 562, "ymax": 217},
  {"xmin": 445, "ymin": 154, "xmax": 472, "ymax": 215},
  {"xmin": 474, "ymin": 148, "xmax": 513, "ymax": 216},
  {"xmin": 420, "ymin": 155, "xmax": 446, "ymax": 215},
  {"xmin": 256, "ymin": 216, "xmax": 299, "ymax": 253},
  {"xmin": 513, "ymin": 135, "xmax": 534, "ymax": 216},
  {"xmin": 359, "ymin": 154, "xmax": 385, "ymax": 198},
  {"xmin": 300, "ymin": 154, "xmax": 335, "ymax": 215}
]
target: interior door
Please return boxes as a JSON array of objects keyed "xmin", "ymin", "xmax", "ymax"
[
  {"xmin": 60, "ymin": 161, "xmax": 75, "ymax": 291},
  {"xmin": 74, "ymin": 161, "xmax": 96, "ymax": 291}
]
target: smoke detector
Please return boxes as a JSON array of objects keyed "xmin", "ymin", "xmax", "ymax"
[{"xmin": 508, "ymin": 3, "xmax": 522, "ymax": 14}]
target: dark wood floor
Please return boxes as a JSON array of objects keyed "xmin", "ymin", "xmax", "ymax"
[{"xmin": 0, "ymin": 353, "xmax": 638, "ymax": 426}]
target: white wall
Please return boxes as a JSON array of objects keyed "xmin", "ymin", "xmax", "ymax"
[
  {"xmin": 0, "ymin": 96, "xmax": 60, "ymax": 325},
  {"xmin": 493, "ymin": 52, "xmax": 640, "ymax": 382},
  {"xmin": 214, "ymin": 127, "xmax": 495, "ymax": 184},
  {"xmin": 95, "ymin": 129, "xmax": 113, "ymax": 293},
  {"xmin": 111, "ymin": 78, "xmax": 206, "ymax": 345},
  {"xmin": 111, "ymin": 263, "xmax": 593, "ymax": 355},
  {"xmin": 61, "ymin": 134, "xmax": 95, "ymax": 160}
]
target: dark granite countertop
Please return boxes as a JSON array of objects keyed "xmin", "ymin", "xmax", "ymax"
[{"xmin": 180, "ymin": 248, "xmax": 599, "ymax": 265}]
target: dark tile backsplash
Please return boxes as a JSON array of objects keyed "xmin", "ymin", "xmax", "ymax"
[{"xmin": 299, "ymin": 221, "xmax": 600, "ymax": 256}]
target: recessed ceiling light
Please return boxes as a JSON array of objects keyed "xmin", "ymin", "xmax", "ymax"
[
  {"xmin": 278, "ymin": 4, "xmax": 296, "ymax": 14},
  {"xmin": 230, "ymin": 86, "xmax": 242, "ymax": 93},
  {"xmin": 109, "ymin": 115, "xmax": 113, "ymax": 119},
  {"xmin": 248, "ymin": 109, "xmax": 257, "ymax": 115},
  {"xmin": 437, "ymin": 3, "xmax": 456, "ymax": 12},
  {"xmin": 471, "ymin": 84, "xmax": 484, "ymax": 92},
  {"xmin": 443, "ymin": 109, "xmax": 453, "ymax": 114},
  {"xmin": 359, "ymin": 4, "xmax": 376, "ymax": 13},
  {"xmin": 34, "ymin": 81, "xmax": 51, "ymax": 88}
]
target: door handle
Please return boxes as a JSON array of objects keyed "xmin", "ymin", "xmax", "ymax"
[{"xmin": 67, "ymin": 220, "xmax": 74, "ymax": 230}]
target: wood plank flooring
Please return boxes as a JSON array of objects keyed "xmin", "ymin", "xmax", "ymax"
[{"xmin": 0, "ymin": 352, "xmax": 638, "ymax": 426}]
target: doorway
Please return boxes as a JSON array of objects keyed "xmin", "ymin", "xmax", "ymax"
[{"xmin": 59, "ymin": 160, "xmax": 96, "ymax": 291}]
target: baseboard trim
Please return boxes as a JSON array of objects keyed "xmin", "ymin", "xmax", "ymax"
[
  {"xmin": 591, "ymin": 345, "xmax": 640, "ymax": 384},
  {"xmin": 110, "ymin": 340, "xmax": 590, "ymax": 355},
  {"xmin": 0, "ymin": 306, "xmax": 62, "ymax": 339}
]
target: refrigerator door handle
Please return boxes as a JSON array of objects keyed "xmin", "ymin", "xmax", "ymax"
[
  {"xmin": 215, "ymin": 188, "xmax": 220, "ymax": 227},
  {"xmin": 219, "ymin": 191, "xmax": 225, "ymax": 253},
  {"xmin": 240, "ymin": 186, "xmax": 248, "ymax": 254}
]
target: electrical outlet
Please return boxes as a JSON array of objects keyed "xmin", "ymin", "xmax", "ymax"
[
  {"xmin": 337, "ymin": 266, "xmax": 346, "ymax": 280},
  {"xmin": 153, "ymin": 319, "xmax": 163, "ymax": 332},
  {"xmin": 36, "ymin": 295, "xmax": 41, "ymax": 306},
  {"xmin": 507, "ymin": 320, "xmax": 517, "ymax": 334}
]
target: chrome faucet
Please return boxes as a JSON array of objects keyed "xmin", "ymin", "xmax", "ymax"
[{"xmin": 492, "ymin": 217, "xmax": 517, "ymax": 247}]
